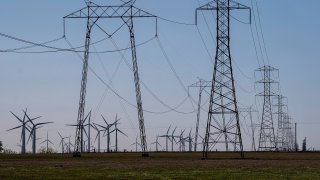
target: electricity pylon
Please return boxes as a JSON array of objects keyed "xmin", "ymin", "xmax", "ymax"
[
  {"xmin": 273, "ymin": 95, "xmax": 287, "ymax": 151},
  {"xmin": 282, "ymin": 113, "xmax": 291, "ymax": 151},
  {"xmin": 188, "ymin": 79, "xmax": 211, "ymax": 152},
  {"xmin": 255, "ymin": 65, "xmax": 279, "ymax": 151},
  {"xmin": 64, "ymin": 0, "xmax": 156, "ymax": 157},
  {"xmin": 239, "ymin": 106, "xmax": 259, "ymax": 151},
  {"xmin": 196, "ymin": 0, "xmax": 250, "ymax": 159}
]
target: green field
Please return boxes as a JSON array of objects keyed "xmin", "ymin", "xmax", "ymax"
[{"xmin": 1, "ymin": 152, "xmax": 320, "ymax": 179}]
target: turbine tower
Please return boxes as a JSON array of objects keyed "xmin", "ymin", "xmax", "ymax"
[{"xmin": 196, "ymin": 0, "xmax": 250, "ymax": 159}]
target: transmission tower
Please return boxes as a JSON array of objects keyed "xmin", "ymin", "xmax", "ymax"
[
  {"xmin": 273, "ymin": 95, "xmax": 287, "ymax": 151},
  {"xmin": 239, "ymin": 106, "xmax": 259, "ymax": 151},
  {"xmin": 64, "ymin": 1, "xmax": 156, "ymax": 157},
  {"xmin": 196, "ymin": 0, "xmax": 250, "ymax": 159},
  {"xmin": 255, "ymin": 65, "xmax": 279, "ymax": 151},
  {"xmin": 188, "ymin": 79, "xmax": 210, "ymax": 152}
]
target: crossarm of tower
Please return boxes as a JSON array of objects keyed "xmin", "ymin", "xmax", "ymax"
[
  {"xmin": 256, "ymin": 92, "xmax": 278, "ymax": 97},
  {"xmin": 64, "ymin": 5, "xmax": 156, "ymax": 19},
  {"xmin": 196, "ymin": 0, "xmax": 250, "ymax": 11}
]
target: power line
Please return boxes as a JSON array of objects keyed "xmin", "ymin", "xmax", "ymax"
[
  {"xmin": 157, "ymin": 16, "xmax": 195, "ymax": 26},
  {"xmin": 155, "ymin": 36, "xmax": 198, "ymax": 111},
  {"xmin": 250, "ymin": 0, "xmax": 266, "ymax": 66},
  {"xmin": 253, "ymin": 0, "xmax": 271, "ymax": 65},
  {"xmin": 0, "ymin": 32, "xmax": 156, "ymax": 54},
  {"xmin": 107, "ymin": 35, "xmax": 196, "ymax": 115},
  {"xmin": 196, "ymin": 0, "xmax": 215, "ymax": 42},
  {"xmin": 64, "ymin": 37, "xmax": 196, "ymax": 115},
  {"xmin": 195, "ymin": 26, "xmax": 214, "ymax": 64},
  {"xmin": 2, "ymin": 36, "xmax": 65, "ymax": 52}
]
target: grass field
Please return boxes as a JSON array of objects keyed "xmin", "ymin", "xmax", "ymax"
[{"xmin": 1, "ymin": 152, "xmax": 320, "ymax": 179}]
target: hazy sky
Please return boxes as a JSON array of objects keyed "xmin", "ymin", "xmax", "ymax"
[{"xmin": 0, "ymin": 0, "xmax": 320, "ymax": 153}]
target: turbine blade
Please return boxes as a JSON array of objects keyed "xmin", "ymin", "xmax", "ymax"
[
  {"xmin": 10, "ymin": 111, "xmax": 23, "ymax": 123},
  {"xmin": 166, "ymin": 125, "xmax": 171, "ymax": 135},
  {"xmin": 118, "ymin": 129, "xmax": 128, "ymax": 137},
  {"xmin": 101, "ymin": 115, "xmax": 109, "ymax": 126},
  {"xmin": 7, "ymin": 125, "xmax": 22, "ymax": 132}
]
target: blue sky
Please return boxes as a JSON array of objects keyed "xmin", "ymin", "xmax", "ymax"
[{"xmin": 0, "ymin": 0, "xmax": 320, "ymax": 152}]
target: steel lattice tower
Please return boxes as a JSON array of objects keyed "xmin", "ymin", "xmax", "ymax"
[
  {"xmin": 188, "ymin": 79, "xmax": 211, "ymax": 152},
  {"xmin": 274, "ymin": 95, "xmax": 287, "ymax": 151},
  {"xmin": 196, "ymin": 0, "xmax": 250, "ymax": 159},
  {"xmin": 239, "ymin": 106, "xmax": 259, "ymax": 151},
  {"xmin": 255, "ymin": 65, "xmax": 278, "ymax": 151},
  {"xmin": 64, "ymin": 1, "xmax": 156, "ymax": 157}
]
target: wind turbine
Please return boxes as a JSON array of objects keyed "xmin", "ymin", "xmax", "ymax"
[
  {"xmin": 131, "ymin": 135, "xmax": 141, "ymax": 152},
  {"xmin": 92, "ymin": 123, "xmax": 104, "ymax": 153},
  {"xmin": 82, "ymin": 111, "xmax": 92, "ymax": 152},
  {"xmin": 151, "ymin": 136, "xmax": 161, "ymax": 152},
  {"xmin": 159, "ymin": 125, "xmax": 171, "ymax": 152},
  {"xmin": 66, "ymin": 136, "xmax": 73, "ymax": 153},
  {"xmin": 110, "ymin": 115, "xmax": 127, "ymax": 152},
  {"xmin": 185, "ymin": 129, "xmax": 193, "ymax": 152},
  {"xmin": 66, "ymin": 111, "xmax": 91, "ymax": 153},
  {"xmin": 25, "ymin": 112, "xmax": 52, "ymax": 154},
  {"xmin": 7, "ymin": 110, "xmax": 33, "ymax": 154},
  {"xmin": 94, "ymin": 115, "xmax": 116, "ymax": 153},
  {"xmin": 40, "ymin": 132, "xmax": 54, "ymax": 153},
  {"xmin": 58, "ymin": 132, "xmax": 68, "ymax": 154},
  {"xmin": 177, "ymin": 129, "xmax": 186, "ymax": 152},
  {"xmin": 169, "ymin": 126, "xmax": 178, "ymax": 152}
]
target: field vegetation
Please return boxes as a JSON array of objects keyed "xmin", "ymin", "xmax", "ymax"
[{"xmin": 1, "ymin": 152, "xmax": 320, "ymax": 179}]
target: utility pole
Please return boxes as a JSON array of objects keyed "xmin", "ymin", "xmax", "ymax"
[
  {"xmin": 256, "ymin": 66, "xmax": 278, "ymax": 151},
  {"xmin": 188, "ymin": 79, "xmax": 210, "ymax": 152},
  {"xmin": 196, "ymin": 0, "xmax": 250, "ymax": 159},
  {"xmin": 64, "ymin": 0, "xmax": 157, "ymax": 157},
  {"xmin": 295, "ymin": 122, "xmax": 297, "ymax": 152}
]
